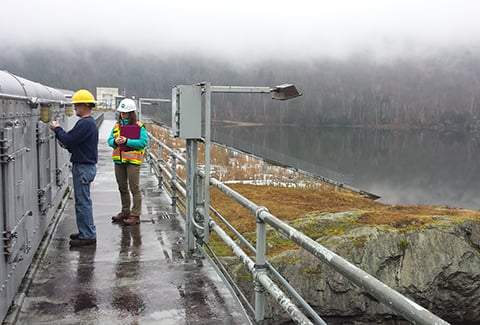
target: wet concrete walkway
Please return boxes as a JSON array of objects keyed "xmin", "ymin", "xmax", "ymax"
[{"xmin": 13, "ymin": 119, "xmax": 248, "ymax": 325}]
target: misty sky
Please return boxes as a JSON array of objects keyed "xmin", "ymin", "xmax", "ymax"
[{"xmin": 2, "ymin": 0, "xmax": 480, "ymax": 62}]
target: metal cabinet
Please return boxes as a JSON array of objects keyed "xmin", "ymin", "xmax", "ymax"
[{"xmin": 0, "ymin": 71, "xmax": 71, "ymax": 321}]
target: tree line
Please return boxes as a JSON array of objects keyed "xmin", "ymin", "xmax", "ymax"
[{"xmin": 1, "ymin": 45, "xmax": 480, "ymax": 131}]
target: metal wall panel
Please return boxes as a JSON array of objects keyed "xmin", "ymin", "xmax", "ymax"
[
  {"xmin": 0, "ymin": 71, "xmax": 71, "ymax": 322},
  {"xmin": 0, "ymin": 100, "xmax": 8, "ymax": 317},
  {"xmin": 37, "ymin": 119, "xmax": 56, "ymax": 216},
  {"xmin": 172, "ymin": 85, "xmax": 202, "ymax": 138}
]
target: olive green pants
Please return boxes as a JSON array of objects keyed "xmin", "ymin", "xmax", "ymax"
[{"xmin": 114, "ymin": 163, "xmax": 142, "ymax": 217}]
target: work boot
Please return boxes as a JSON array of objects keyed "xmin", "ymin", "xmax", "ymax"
[
  {"xmin": 123, "ymin": 215, "xmax": 140, "ymax": 226},
  {"xmin": 69, "ymin": 238, "xmax": 97, "ymax": 247},
  {"xmin": 112, "ymin": 212, "xmax": 129, "ymax": 223},
  {"xmin": 69, "ymin": 233, "xmax": 80, "ymax": 240}
]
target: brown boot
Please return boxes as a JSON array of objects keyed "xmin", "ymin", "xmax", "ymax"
[
  {"xmin": 112, "ymin": 212, "xmax": 129, "ymax": 223},
  {"xmin": 123, "ymin": 215, "xmax": 140, "ymax": 226}
]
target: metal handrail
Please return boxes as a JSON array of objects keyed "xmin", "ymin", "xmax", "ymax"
[
  {"xmin": 207, "ymin": 204, "xmax": 326, "ymax": 324},
  {"xmin": 209, "ymin": 176, "xmax": 449, "ymax": 325},
  {"xmin": 145, "ymin": 130, "xmax": 450, "ymax": 325}
]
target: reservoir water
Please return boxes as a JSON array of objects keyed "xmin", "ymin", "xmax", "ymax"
[{"xmin": 212, "ymin": 125, "xmax": 480, "ymax": 210}]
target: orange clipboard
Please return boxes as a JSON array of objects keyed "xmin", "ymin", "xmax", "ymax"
[{"xmin": 119, "ymin": 125, "xmax": 140, "ymax": 151}]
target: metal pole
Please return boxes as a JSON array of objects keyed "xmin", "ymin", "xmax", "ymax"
[
  {"xmin": 157, "ymin": 143, "xmax": 163, "ymax": 191},
  {"xmin": 138, "ymin": 99, "xmax": 142, "ymax": 121},
  {"xmin": 254, "ymin": 207, "xmax": 268, "ymax": 322},
  {"xmin": 185, "ymin": 139, "xmax": 197, "ymax": 259},
  {"xmin": 170, "ymin": 155, "xmax": 177, "ymax": 214},
  {"xmin": 210, "ymin": 86, "xmax": 272, "ymax": 94},
  {"xmin": 139, "ymin": 98, "xmax": 172, "ymax": 103},
  {"xmin": 203, "ymin": 83, "xmax": 211, "ymax": 244}
]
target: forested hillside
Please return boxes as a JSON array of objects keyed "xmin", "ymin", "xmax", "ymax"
[{"xmin": 2, "ymin": 45, "xmax": 480, "ymax": 130}]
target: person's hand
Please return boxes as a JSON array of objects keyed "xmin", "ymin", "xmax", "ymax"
[
  {"xmin": 50, "ymin": 121, "xmax": 59, "ymax": 130},
  {"xmin": 115, "ymin": 136, "xmax": 127, "ymax": 145}
]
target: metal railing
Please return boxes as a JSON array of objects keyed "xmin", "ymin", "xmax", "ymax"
[{"xmin": 145, "ymin": 129, "xmax": 450, "ymax": 325}]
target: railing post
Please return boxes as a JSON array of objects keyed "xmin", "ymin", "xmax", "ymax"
[
  {"xmin": 147, "ymin": 139, "xmax": 153, "ymax": 175},
  {"xmin": 203, "ymin": 82, "xmax": 211, "ymax": 244},
  {"xmin": 185, "ymin": 139, "xmax": 198, "ymax": 259},
  {"xmin": 255, "ymin": 207, "xmax": 268, "ymax": 322},
  {"xmin": 157, "ymin": 142, "xmax": 164, "ymax": 191},
  {"xmin": 196, "ymin": 168, "xmax": 204, "ymax": 242},
  {"xmin": 170, "ymin": 154, "xmax": 177, "ymax": 214}
]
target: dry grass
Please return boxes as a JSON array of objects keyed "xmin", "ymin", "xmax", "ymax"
[
  {"xmin": 210, "ymin": 183, "xmax": 480, "ymax": 256},
  {"xmin": 211, "ymin": 183, "xmax": 480, "ymax": 233},
  {"xmin": 210, "ymin": 184, "xmax": 377, "ymax": 233}
]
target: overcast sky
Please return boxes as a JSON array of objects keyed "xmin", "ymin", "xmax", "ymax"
[{"xmin": 2, "ymin": 0, "xmax": 480, "ymax": 62}]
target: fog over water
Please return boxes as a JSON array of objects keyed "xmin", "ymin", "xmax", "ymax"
[
  {"xmin": 3, "ymin": 0, "xmax": 480, "ymax": 210},
  {"xmin": 211, "ymin": 125, "xmax": 480, "ymax": 210}
]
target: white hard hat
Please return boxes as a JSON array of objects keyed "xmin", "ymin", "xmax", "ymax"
[{"xmin": 117, "ymin": 98, "xmax": 137, "ymax": 112}]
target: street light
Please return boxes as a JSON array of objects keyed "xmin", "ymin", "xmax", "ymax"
[
  {"xmin": 172, "ymin": 82, "xmax": 301, "ymax": 323},
  {"xmin": 172, "ymin": 82, "xmax": 301, "ymax": 258},
  {"xmin": 270, "ymin": 84, "xmax": 303, "ymax": 100}
]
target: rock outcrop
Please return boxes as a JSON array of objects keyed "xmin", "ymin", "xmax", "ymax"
[{"xmin": 225, "ymin": 212, "xmax": 480, "ymax": 324}]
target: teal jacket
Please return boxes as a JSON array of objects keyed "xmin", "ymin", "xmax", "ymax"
[{"xmin": 107, "ymin": 119, "xmax": 149, "ymax": 164}]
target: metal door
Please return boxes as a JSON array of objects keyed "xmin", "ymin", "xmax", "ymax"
[{"xmin": 1, "ymin": 115, "xmax": 35, "ymax": 262}]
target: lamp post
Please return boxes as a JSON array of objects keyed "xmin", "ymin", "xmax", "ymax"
[
  {"xmin": 172, "ymin": 82, "xmax": 300, "ymax": 322},
  {"xmin": 172, "ymin": 82, "xmax": 301, "ymax": 255}
]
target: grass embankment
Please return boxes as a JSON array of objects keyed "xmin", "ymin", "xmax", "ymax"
[
  {"xmin": 210, "ymin": 184, "xmax": 480, "ymax": 255},
  {"xmin": 146, "ymin": 124, "xmax": 480, "ymax": 256}
]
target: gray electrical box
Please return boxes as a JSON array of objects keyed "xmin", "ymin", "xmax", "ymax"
[{"xmin": 172, "ymin": 85, "xmax": 202, "ymax": 139}]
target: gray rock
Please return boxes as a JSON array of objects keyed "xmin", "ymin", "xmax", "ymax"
[{"xmin": 223, "ymin": 212, "xmax": 480, "ymax": 324}]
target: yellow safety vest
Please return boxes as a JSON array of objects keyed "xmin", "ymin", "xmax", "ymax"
[{"xmin": 111, "ymin": 122, "xmax": 146, "ymax": 165}]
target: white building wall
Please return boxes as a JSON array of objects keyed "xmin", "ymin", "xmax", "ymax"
[{"xmin": 96, "ymin": 87, "xmax": 119, "ymax": 110}]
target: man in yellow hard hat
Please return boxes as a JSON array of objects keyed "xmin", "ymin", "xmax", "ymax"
[{"xmin": 50, "ymin": 89, "xmax": 99, "ymax": 247}]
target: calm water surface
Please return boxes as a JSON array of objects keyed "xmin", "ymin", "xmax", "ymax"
[{"xmin": 212, "ymin": 125, "xmax": 480, "ymax": 210}]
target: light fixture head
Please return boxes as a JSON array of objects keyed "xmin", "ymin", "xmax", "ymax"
[{"xmin": 271, "ymin": 84, "xmax": 302, "ymax": 101}]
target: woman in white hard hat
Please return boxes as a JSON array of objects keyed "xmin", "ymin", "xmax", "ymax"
[{"xmin": 107, "ymin": 98, "xmax": 148, "ymax": 225}]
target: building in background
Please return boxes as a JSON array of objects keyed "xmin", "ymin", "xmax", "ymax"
[{"xmin": 96, "ymin": 87, "xmax": 119, "ymax": 110}]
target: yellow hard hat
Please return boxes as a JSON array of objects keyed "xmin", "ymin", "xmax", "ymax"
[{"xmin": 71, "ymin": 89, "xmax": 96, "ymax": 104}]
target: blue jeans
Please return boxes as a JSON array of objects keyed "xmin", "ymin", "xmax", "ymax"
[{"xmin": 72, "ymin": 163, "xmax": 97, "ymax": 239}]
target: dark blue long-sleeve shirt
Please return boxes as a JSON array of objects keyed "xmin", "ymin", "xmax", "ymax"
[{"xmin": 54, "ymin": 116, "xmax": 98, "ymax": 164}]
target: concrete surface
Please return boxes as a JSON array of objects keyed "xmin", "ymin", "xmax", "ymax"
[{"xmin": 12, "ymin": 119, "xmax": 249, "ymax": 325}]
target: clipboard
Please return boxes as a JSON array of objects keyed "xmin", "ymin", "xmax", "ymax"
[{"xmin": 119, "ymin": 125, "xmax": 140, "ymax": 151}]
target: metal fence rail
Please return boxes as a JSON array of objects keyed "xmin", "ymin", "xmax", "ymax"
[{"xmin": 145, "ymin": 130, "xmax": 450, "ymax": 325}]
